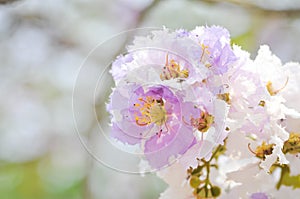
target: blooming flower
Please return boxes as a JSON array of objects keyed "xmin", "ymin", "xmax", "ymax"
[
  {"xmin": 211, "ymin": 45, "xmax": 300, "ymax": 198},
  {"xmin": 107, "ymin": 25, "xmax": 300, "ymax": 198},
  {"xmin": 107, "ymin": 26, "xmax": 234, "ymax": 169},
  {"xmin": 108, "ymin": 82, "xmax": 197, "ymax": 168}
]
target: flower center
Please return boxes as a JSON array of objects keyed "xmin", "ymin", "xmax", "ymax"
[
  {"xmin": 248, "ymin": 142, "xmax": 275, "ymax": 160},
  {"xmin": 134, "ymin": 96, "xmax": 167, "ymax": 127},
  {"xmin": 160, "ymin": 54, "xmax": 189, "ymax": 81},
  {"xmin": 184, "ymin": 109, "xmax": 214, "ymax": 133},
  {"xmin": 191, "ymin": 111, "xmax": 214, "ymax": 133}
]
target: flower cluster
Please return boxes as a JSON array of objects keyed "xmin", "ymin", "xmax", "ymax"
[{"xmin": 107, "ymin": 26, "xmax": 300, "ymax": 198}]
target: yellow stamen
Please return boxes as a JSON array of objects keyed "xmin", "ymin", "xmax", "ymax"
[
  {"xmin": 189, "ymin": 111, "xmax": 214, "ymax": 133},
  {"xmin": 200, "ymin": 44, "xmax": 210, "ymax": 64},
  {"xmin": 266, "ymin": 77, "xmax": 289, "ymax": 96},
  {"xmin": 134, "ymin": 96, "xmax": 167, "ymax": 127},
  {"xmin": 217, "ymin": 93, "xmax": 231, "ymax": 104},
  {"xmin": 160, "ymin": 54, "xmax": 189, "ymax": 81},
  {"xmin": 258, "ymin": 100, "xmax": 266, "ymax": 107},
  {"xmin": 200, "ymin": 44, "xmax": 209, "ymax": 59},
  {"xmin": 248, "ymin": 142, "xmax": 275, "ymax": 160},
  {"xmin": 283, "ymin": 132, "xmax": 300, "ymax": 154}
]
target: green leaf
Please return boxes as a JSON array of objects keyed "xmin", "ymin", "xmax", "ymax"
[
  {"xmin": 191, "ymin": 165, "xmax": 203, "ymax": 176},
  {"xmin": 281, "ymin": 173, "xmax": 300, "ymax": 189},
  {"xmin": 277, "ymin": 164, "xmax": 300, "ymax": 189}
]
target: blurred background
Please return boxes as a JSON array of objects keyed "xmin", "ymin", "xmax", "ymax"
[{"xmin": 0, "ymin": 0, "xmax": 300, "ymax": 199}]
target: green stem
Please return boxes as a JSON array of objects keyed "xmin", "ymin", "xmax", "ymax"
[
  {"xmin": 276, "ymin": 165, "xmax": 289, "ymax": 190},
  {"xmin": 209, "ymin": 144, "xmax": 223, "ymax": 162},
  {"xmin": 190, "ymin": 145, "xmax": 224, "ymax": 197},
  {"xmin": 205, "ymin": 162, "xmax": 210, "ymax": 197},
  {"xmin": 203, "ymin": 145, "xmax": 222, "ymax": 197}
]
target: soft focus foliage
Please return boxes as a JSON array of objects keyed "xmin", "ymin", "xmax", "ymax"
[{"xmin": 1, "ymin": 0, "xmax": 300, "ymax": 199}]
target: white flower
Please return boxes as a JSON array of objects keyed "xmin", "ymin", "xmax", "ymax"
[
  {"xmin": 285, "ymin": 154, "xmax": 300, "ymax": 176},
  {"xmin": 157, "ymin": 162, "xmax": 193, "ymax": 199},
  {"xmin": 224, "ymin": 163, "xmax": 276, "ymax": 198},
  {"xmin": 225, "ymin": 45, "xmax": 300, "ymax": 172}
]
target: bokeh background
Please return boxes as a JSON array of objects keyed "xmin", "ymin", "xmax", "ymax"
[{"xmin": 1, "ymin": 0, "xmax": 300, "ymax": 199}]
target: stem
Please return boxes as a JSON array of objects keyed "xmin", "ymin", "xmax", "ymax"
[
  {"xmin": 205, "ymin": 162, "xmax": 210, "ymax": 197},
  {"xmin": 276, "ymin": 165, "xmax": 289, "ymax": 190},
  {"xmin": 202, "ymin": 144, "xmax": 223, "ymax": 197},
  {"xmin": 198, "ymin": 0, "xmax": 300, "ymax": 16},
  {"xmin": 208, "ymin": 144, "xmax": 223, "ymax": 162}
]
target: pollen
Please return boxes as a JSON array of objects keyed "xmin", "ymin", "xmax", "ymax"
[
  {"xmin": 160, "ymin": 54, "xmax": 189, "ymax": 81},
  {"xmin": 134, "ymin": 96, "xmax": 167, "ymax": 127}
]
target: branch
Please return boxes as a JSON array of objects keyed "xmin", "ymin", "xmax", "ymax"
[
  {"xmin": 197, "ymin": 0, "xmax": 300, "ymax": 16},
  {"xmin": 0, "ymin": 0, "xmax": 19, "ymax": 5}
]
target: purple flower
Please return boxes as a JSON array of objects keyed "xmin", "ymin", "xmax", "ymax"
[
  {"xmin": 192, "ymin": 26, "xmax": 238, "ymax": 75},
  {"xmin": 107, "ymin": 26, "xmax": 233, "ymax": 169},
  {"xmin": 108, "ymin": 83, "xmax": 196, "ymax": 168}
]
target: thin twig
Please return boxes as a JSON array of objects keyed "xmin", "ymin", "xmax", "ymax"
[{"xmin": 197, "ymin": 0, "xmax": 300, "ymax": 16}]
